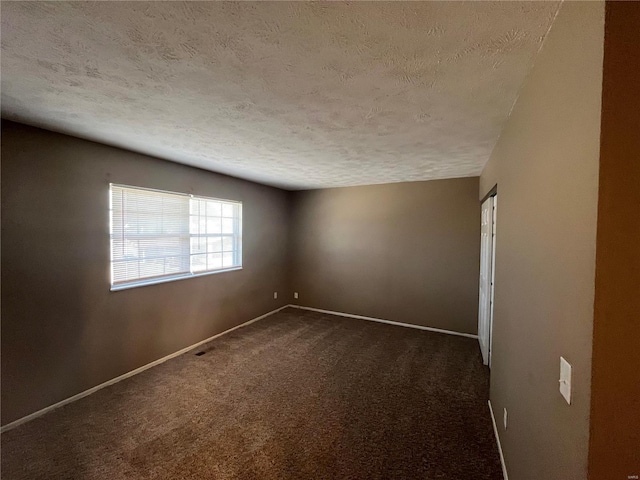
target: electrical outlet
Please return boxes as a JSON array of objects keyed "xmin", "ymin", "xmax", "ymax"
[
  {"xmin": 273, "ymin": 292, "xmax": 278, "ymax": 299},
  {"xmin": 294, "ymin": 292, "xmax": 298, "ymax": 299},
  {"xmin": 503, "ymin": 408, "xmax": 508, "ymax": 430}
]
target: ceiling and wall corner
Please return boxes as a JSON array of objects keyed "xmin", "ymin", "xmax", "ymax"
[{"xmin": 1, "ymin": 1, "xmax": 559, "ymax": 190}]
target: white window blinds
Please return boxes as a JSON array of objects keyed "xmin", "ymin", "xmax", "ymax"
[{"xmin": 110, "ymin": 184, "xmax": 242, "ymax": 290}]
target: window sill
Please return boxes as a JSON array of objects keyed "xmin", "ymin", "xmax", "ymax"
[{"xmin": 110, "ymin": 267, "xmax": 243, "ymax": 291}]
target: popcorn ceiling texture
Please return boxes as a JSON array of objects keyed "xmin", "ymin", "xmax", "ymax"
[{"xmin": 1, "ymin": 1, "xmax": 559, "ymax": 190}]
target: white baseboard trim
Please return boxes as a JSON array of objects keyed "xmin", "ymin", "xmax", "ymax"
[
  {"xmin": 290, "ymin": 305, "xmax": 478, "ymax": 339},
  {"xmin": 488, "ymin": 400, "xmax": 509, "ymax": 480},
  {"xmin": 0, "ymin": 305, "xmax": 290, "ymax": 434}
]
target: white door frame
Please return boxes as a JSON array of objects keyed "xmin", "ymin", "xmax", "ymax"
[
  {"xmin": 489, "ymin": 195, "xmax": 496, "ymax": 367},
  {"xmin": 478, "ymin": 194, "xmax": 497, "ymax": 366}
]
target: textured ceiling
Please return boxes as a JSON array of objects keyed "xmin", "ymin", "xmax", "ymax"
[{"xmin": 1, "ymin": 1, "xmax": 559, "ymax": 190}]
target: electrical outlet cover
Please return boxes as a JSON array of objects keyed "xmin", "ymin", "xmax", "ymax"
[{"xmin": 560, "ymin": 356, "xmax": 572, "ymax": 404}]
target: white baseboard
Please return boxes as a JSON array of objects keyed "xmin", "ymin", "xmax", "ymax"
[
  {"xmin": 488, "ymin": 400, "xmax": 509, "ymax": 480},
  {"xmin": 290, "ymin": 305, "xmax": 478, "ymax": 339},
  {"xmin": 0, "ymin": 305, "xmax": 290, "ymax": 434},
  {"xmin": 2, "ymin": 304, "xmax": 476, "ymax": 433}
]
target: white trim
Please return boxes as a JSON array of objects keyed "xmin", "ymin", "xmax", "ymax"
[
  {"xmin": 290, "ymin": 305, "xmax": 478, "ymax": 339},
  {"xmin": 488, "ymin": 400, "xmax": 509, "ymax": 480},
  {"xmin": 110, "ymin": 267, "xmax": 243, "ymax": 291},
  {"xmin": 2, "ymin": 304, "xmax": 476, "ymax": 433},
  {"xmin": 0, "ymin": 305, "xmax": 290, "ymax": 434},
  {"xmin": 109, "ymin": 182, "xmax": 243, "ymax": 205}
]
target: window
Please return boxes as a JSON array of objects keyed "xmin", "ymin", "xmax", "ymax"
[{"xmin": 109, "ymin": 184, "xmax": 242, "ymax": 290}]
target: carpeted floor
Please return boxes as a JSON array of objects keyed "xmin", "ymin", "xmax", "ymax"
[{"xmin": 1, "ymin": 308, "xmax": 502, "ymax": 480}]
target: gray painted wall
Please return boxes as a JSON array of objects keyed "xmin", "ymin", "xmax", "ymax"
[
  {"xmin": 479, "ymin": 2, "xmax": 604, "ymax": 479},
  {"xmin": 1, "ymin": 121, "xmax": 291, "ymax": 425},
  {"xmin": 290, "ymin": 178, "xmax": 481, "ymax": 335},
  {"xmin": 1, "ymin": 122, "xmax": 482, "ymax": 427}
]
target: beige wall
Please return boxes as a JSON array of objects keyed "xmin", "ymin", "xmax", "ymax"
[
  {"xmin": 480, "ymin": 2, "xmax": 604, "ymax": 479},
  {"xmin": 291, "ymin": 178, "xmax": 480, "ymax": 335},
  {"xmin": 589, "ymin": 2, "xmax": 640, "ymax": 478},
  {"xmin": 478, "ymin": 154, "xmax": 498, "ymax": 201},
  {"xmin": 1, "ymin": 121, "xmax": 291, "ymax": 426}
]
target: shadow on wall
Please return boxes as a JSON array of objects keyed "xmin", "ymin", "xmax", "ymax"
[{"xmin": 290, "ymin": 178, "xmax": 482, "ymax": 336}]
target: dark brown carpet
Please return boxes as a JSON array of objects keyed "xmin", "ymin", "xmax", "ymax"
[{"xmin": 1, "ymin": 308, "xmax": 502, "ymax": 479}]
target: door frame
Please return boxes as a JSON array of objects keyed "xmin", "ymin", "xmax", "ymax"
[{"xmin": 478, "ymin": 190, "xmax": 497, "ymax": 367}]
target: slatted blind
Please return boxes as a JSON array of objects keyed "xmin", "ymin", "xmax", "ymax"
[{"xmin": 110, "ymin": 184, "xmax": 242, "ymax": 290}]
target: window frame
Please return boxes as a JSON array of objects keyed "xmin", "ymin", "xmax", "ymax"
[{"xmin": 109, "ymin": 183, "xmax": 243, "ymax": 291}]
